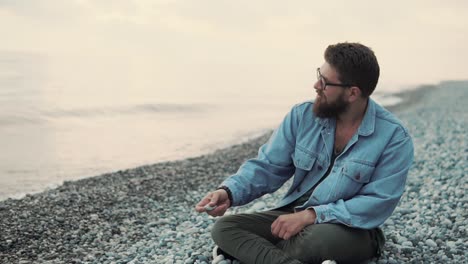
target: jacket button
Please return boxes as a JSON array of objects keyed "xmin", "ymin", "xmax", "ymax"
[
  {"xmin": 320, "ymin": 214, "xmax": 325, "ymax": 220},
  {"xmin": 355, "ymin": 174, "xmax": 361, "ymax": 180},
  {"xmin": 317, "ymin": 165, "xmax": 323, "ymax": 170}
]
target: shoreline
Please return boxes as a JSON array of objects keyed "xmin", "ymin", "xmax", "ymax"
[
  {"xmin": 1, "ymin": 81, "xmax": 467, "ymax": 263},
  {"xmin": 0, "ymin": 82, "xmax": 433, "ymax": 202}
]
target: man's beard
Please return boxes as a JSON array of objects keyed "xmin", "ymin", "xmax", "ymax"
[{"xmin": 313, "ymin": 91, "xmax": 350, "ymax": 118}]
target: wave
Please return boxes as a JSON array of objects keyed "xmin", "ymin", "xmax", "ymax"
[{"xmin": 0, "ymin": 103, "xmax": 213, "ymax": 126}]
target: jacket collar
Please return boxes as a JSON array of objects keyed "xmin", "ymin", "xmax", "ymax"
[
  {"xmin": 316, "ymin": 98, "xmax": 376, "ymax": 136},
  {"xmin": 358, "ymin": 98, "xmax": 375, "ymax": 136}
]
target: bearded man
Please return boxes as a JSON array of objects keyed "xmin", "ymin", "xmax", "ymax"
[{"xmin": 195, "ymin": 42, "xmax": 414, "ymax": 264}]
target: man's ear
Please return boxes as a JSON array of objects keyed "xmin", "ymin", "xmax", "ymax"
[{"xmin": 348, "ymin": 86, "xmax": 362, "ymax": 102}]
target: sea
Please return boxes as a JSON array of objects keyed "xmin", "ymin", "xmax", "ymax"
[{"xmin": 0, "ymin": 52, "xmax": 405, "ymax": 201}]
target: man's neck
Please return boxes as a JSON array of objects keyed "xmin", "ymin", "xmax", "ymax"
[{"xmin": 336, "ymin": 98, "xmax": 368, "ymax": 128}]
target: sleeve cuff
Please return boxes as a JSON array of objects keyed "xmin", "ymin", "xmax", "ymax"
[{"xmin": 310, "ymin": 205, "xmax": 329, "ymax": 224}]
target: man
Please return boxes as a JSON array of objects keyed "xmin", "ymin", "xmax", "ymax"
[{"xmin": 195, "ymin": 42, "xmax": 414, "ymax": 264}]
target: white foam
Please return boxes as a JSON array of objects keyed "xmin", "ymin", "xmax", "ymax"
[{"xmin": 372, "ymin": 94, "xmax": 404, "ymax": 107}]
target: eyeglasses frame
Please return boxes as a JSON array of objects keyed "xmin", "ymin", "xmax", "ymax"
[{"xmin": 316, "ymin": 68, "xmax": 353, "ymax": 90}]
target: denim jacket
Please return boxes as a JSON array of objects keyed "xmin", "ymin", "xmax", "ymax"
[{"xmin": 220, "ymin": 99, "xmax": 414, "ymax": 229}]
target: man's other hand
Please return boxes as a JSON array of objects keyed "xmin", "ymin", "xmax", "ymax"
[
  {"xmin": 195, "ymin": 189, "xmax": 231, "ymax": 217},
  {"xmin": 271, "ymin": 209, "xmax": 316, "ymax": 240}
]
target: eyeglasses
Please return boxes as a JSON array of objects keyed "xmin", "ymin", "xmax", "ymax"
[{"xmin": 316, "ymin": 68, "xmax": 352, "ymax": 90}]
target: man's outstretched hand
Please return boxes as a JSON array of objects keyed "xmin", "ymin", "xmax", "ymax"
[
  {"xmin": 271, "ymin": 209, "xmax": 316, "ymax": 240},
  {"xmin": 195, "ymin": 189, "xmax": 231, "ymax": 217}
]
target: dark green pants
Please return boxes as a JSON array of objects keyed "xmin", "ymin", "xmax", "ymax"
[{"xmin": 211, "ymin": 210, "xmax": 384, "ymax": 264}]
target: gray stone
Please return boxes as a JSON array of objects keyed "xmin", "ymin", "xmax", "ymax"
[
  {"xmin": 402, "ymin": 241, "xmax": 413, "ymax": 247},
  {"xmin": 426, "ymin": 239, "xmax": 438, "ymax": 248},
  {"xmin": 442, "ymin": 218, "xmax": 452, "ymax": 226}
]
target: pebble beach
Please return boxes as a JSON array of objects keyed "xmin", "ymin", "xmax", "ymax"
[{"xmin": 0, "ymin": 81, "xmax": 467, "ymax": 264}]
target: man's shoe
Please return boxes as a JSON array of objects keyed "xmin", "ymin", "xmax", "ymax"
[{"xmin": 212, "ymin": 246, "xmax": 241, "ymax": 264}]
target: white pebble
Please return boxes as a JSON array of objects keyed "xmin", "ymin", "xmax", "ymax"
[
  {"xmin": 446, "ymin": 241, "xmax": 456, "ymax": 248},
  {"xmin": 204, "ymin": 204, "xmax": 218, "ymax": 211},
  {"xmin": 402, "ymin": 241, "xmax": 413, "ymax": 247},
  {"xmin": 246, "ymin": 201, "xmax": 267, "ymax": 213},
  {"xmin": 442, "ymin": 218, "xmax": 452, "ymax": 226},
  {"xmin": 426, "ymin": 239, "xmax": 437, "ymax": 247}
]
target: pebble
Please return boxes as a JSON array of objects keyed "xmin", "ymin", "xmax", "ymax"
[
  {"xmin": 204, "ymin": 204, "xmax": 217, "ymax": 211},
  {"xmin": 442, "ymin": 218, "xmax": 452, "ymax": 226},
  {"xmin": 446, "ymin": 241, "xmax": 456, "ymax": 248},
  {"xmin": 401, "ymin": 241, "xmax": 413, "ymax": 247},
  {"xmin": 245, "ymin": 201, "xmax": 267, "ymax": 213},
  {"xmin": 426, "ymin": 239, "xmax": 438, "ymax": 248}
]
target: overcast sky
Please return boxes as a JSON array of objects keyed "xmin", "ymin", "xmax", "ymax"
[{"xmin": 1, "ymin": 0, "xmax": 467, "ymax": 97}]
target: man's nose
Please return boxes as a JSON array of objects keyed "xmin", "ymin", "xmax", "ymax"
[{"xmin": 313, "ymin": 79, "xmax": 322, "ymax": 91}]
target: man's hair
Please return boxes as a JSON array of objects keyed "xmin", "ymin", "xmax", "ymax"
[{"xmin": 324, "ymin": 42, "xmax": 380, "ymax": 97}]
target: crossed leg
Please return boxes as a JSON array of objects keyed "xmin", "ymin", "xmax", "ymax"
[{"xmin": 211, "ymin": 210, "xmax": 380, "ymax": 264}]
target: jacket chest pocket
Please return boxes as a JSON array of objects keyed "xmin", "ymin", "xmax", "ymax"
[
  {"xmin": 336, "ymin": 161, "xmax": 374, "ymax": 199},
  {"xmin": 292, "ymin": 147, "xmax": 317, "ymax": 171},
  {"xmin": 289, "ymin": 147, "xmax": 317, "ymax": 192}
]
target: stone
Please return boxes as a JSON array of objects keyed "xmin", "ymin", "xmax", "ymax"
[
  {"xmin": 402, "ymin": 241, "xmax": 413, "ymax": 247},
  {"xmin": 426, "ymin": 239, "xmax": 437, "ymax": 248},
  {"xmin": 204, "ymin": 204, "xmax": 217, "ymax": 211},
  {"xmin": 249, "ymin": 201, "xmax": 267, "ymax": 212},
  {"xmin": 446, "ymin": 241, "xmax": 456, "ymax": 248},
  {"xmin": 442, "ymin": 218, "xmax": 452, "ymax": 226}
]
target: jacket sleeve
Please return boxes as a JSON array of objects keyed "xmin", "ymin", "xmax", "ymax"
[
  {"xmin": 220, "ymin": 104, "xmax": 302, "ymax": 207},
  {"xmin": 311, "ymin": 131, "xmax": 414, "ymax": 229}
]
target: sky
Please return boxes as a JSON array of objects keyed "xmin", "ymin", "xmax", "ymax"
[{"xmin": 0, "ymin": 0, "xmax": 467, "ymax": 100}]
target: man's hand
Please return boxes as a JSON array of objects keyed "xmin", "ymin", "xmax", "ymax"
[
  {"xmin": 271, "ymin": 209, "xmax": 316, "ymax": 240},
  {"xmin": 195, "ymin": 189, "xmax": 231, "ymax": 217}
]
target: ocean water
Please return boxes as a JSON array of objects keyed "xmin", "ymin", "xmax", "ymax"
[{"xmin": 0, "ymin": 52, "xmax": 403, "ymax": 201}]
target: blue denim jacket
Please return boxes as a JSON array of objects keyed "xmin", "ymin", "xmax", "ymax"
[{"xmin": 221, "ymin": 99, "xmax": 414, "ymax": 229}]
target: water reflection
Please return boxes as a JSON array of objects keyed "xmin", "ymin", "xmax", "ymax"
[{"xmin": 0, "ymin": 52, "xmax": 295, "ymax": 200}]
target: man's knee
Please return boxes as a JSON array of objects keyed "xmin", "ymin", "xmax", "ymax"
[
  {"xmin": 211, "ymin": 215, "xmax": 238, "ymax": 245},
  {"xmin": 278, "ymin": 234, "xmax": 328, "ymax": 263},
  {"xmin": 278, "ymin": 224, "xmax": 375, "ymax": 263}
]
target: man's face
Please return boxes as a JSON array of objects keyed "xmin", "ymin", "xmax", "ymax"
[{"xmin": 313, "ymin": 63, "xmax": 350, "ymax": 118}]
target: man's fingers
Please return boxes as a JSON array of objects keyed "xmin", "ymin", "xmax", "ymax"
[
  {"xmin": 271, "ymin": 219, "xmax": 277, "ymax": 230},
  {"xmin": 208, "ymin": 204, "xmax": 228, "ymax": 216},
  {"xmin": 279, "ymin": 228, "xmax": 287, "ymax": 240},
  {"xmin": 271, "ymin": 213, "xmax": 305, "ymax": 240},
  {"xmin": 196, "ymin": 197, "xmax": 210, "ymax": 207},
  {"xmin": 195, "ymin": 193, "xmax": 213, "ymax": 212},
  {"xmin": 195, "ymin": 190, "xmax": 231, "ymax": 216},
  {"xmin": 208, "ymin": 192, "xmax": 219, "ymax": 206},
  {"xmin": 194, "ymin": 205, "xmax": 204, "ymax": 212},
  {"xmin": 271, "ymin": 216, "xmax": 285, "ymax": 236},
  {"xmin": 271, "ymin": 220, "xmax": 279, "ymax": 237},
  {"xmin": 195, "ymin": 202, "xmax": 209, "ymax": 212}
]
